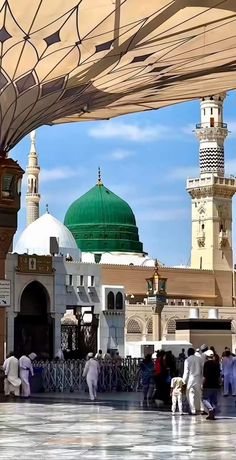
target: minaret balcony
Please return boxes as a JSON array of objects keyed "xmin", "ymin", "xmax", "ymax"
[
  {"xmin": 26, "ymin": 193, "xmax": 40, "ymax": 202},
  {"xmin": 187, "ymin": 176, "xmax": 236, "ymax": 199},
  {"xmin": 196, "ymin": 122, "xmax": 227, "ymax": 129},
  {"xmin": 195, "ymin": 122, "xmax": 228, "ymax": 141}
]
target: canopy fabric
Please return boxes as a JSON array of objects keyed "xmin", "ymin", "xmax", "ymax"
[{"xmin": 0, "ymin": 0, "xmax": 236, "ymax": 151}]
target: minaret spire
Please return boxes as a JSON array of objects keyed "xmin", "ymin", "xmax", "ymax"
[
  {"xmin": 187, "ymin": 94, "xmax": 236, "ymax": 271},
  {"xmin": 26, "ymin": 130, "xmax": 40, "ymax": 226}
]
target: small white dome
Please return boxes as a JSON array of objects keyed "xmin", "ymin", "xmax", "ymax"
[{"xmin": 14, "ymin": 213, "xmax": 81, "ymax": 260}]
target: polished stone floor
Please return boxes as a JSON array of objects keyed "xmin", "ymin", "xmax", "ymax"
[{"xmin": 0, "ymin": 395, "xmax": 236, "ymax": 459}]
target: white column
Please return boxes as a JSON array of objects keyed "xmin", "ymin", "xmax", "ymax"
[
  {"xmin": 51, "ymin": 313, "xmax": 63, "ymax": 356},
  {"xmin": 6, "ymin": 310, "xmax": 17, "ymax": 354}
]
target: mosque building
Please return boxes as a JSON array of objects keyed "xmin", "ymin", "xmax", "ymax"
[{"xmin": 5, "ymin": 93, "xmax": 236, "ymax": 358}]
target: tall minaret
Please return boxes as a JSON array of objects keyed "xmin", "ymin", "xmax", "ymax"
[
  {"xmin": 187, "ymin": 94, "xmax": 236, "ymax": 271},
  {"xmin": 26, "ymin": 130, "xmax": 40, "ymax": 226}
]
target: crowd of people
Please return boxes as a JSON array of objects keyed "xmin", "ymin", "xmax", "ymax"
[
  {"xmin": 1, "ymin": 351, "xmax": 37, "ymax": 398},
  {"xmin": 140, "ymin": 345, "xmax": 236, "ymax": 421}
]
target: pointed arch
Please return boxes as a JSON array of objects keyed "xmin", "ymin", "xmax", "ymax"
[
  {"xmin": 127, "ymin": 318, "xmax": 142, "ymax": 334},
  {"xmin": 116, "ymin": 291, "xmax": 123, "ymax": 310},
  {"xmin": 107, "ymin": 291, "xmax": 115, "ymax": 310},
  {"xmin": 146, "ymin": 317, "xmax": 153, "ymax": 334}
]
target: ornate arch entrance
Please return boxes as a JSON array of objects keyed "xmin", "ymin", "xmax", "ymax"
[{"xmin": 14, "ymin": 281, "xmax": 53, "ymax": 358}]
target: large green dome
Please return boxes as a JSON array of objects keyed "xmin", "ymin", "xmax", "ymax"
[{"xmin": 64, "ymin": 181, "xmax": 144, "ymax": 254}]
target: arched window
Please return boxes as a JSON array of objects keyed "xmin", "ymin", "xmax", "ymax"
[
  {"xmin": 107, "ymin": 291, "xmax": 115, "ymax": 310},
  {"xmin": 167, "ymin": 318, "xmax": 176, "ymax": 334},
  {"xmin": 127, "ymin": 319, "xmax": 141, "ymax": 334},
  {"xmin": 116, "ymin": 291, "xmax": 123, "ymax": 310},
  {"xmin": 147, "ymin": 318, "xmax": 153, "ymax": 334}
]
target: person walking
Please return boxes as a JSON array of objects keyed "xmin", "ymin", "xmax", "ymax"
[
  {"xmin": 182, "ymin": 348, "xmax": 202, "ymax": 415},
  {"xmin": 83, "ymin": 352, "xmax": 100, "ymax": 401},
  {"xmin": 222, "ymin": 350, "xmax": 234, "ymax": 396},
  {"xmin": 95, "ymin": 349, "xmax": 103, "ymax": 361},
  {"xmin": 170, "ymin": 374, "xmax": 185, "ymax": 415},
  {"xmin": 2, "ymin": 352, "xmax": 21, "ymax": 397},
  {"xmin": 19, "ymin": 352, "xmax": 36, "ymax": 397},
  {"xmin": 202, "ymin": 349, "xmax": 221, "ymax": 420},
  {"xmin": 140, "ymin": 354, "xmax": 154, "ymax": 403},
  {"xmin": 154, "ymin": 350, "xmax": 168, "ymax": 403}
]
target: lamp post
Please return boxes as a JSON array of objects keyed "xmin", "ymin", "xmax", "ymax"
[
  {"xmin": 0, "ymin": 157, "xmax": 24, "ymax": 362},
  {"xmin": 146, "ymin": 261, "xmax": 167, "ymax": 341}
]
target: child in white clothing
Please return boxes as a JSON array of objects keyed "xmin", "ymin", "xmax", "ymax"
[{"xmin": 170, "ymin": 376, "xmax": 185, "ymax": 415}]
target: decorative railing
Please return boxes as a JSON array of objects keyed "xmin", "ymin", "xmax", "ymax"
[
  {"xmin": 195, "ymin": 122, "xmax": 227, "ymax": 129},
  {"xmin": 33, "ymin": 358, "xmax": 184, "ymax": 393}
]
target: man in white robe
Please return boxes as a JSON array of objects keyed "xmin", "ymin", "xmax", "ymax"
[
  {"xmin": 19, "ymin": 352, "xmax": 36, "ymax": 397},
  {"xmin": 222, "ymin": 350, "xmax": 234, "ymax": 396},
  {"xmin": 83, "ymin": 352, "xmax": 100, "ymax": 401},
  {"xmin": 2, "ymin": 352, "xmax": 21, "ymax": 396},
  {"xmin": 183, "ymin": 347, "xmax": 202, "ymax": 414}
]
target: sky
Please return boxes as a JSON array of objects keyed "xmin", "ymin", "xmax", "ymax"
[{"xmin": 12, "ymin": 90, "xmax": 236, "ymax": 267}]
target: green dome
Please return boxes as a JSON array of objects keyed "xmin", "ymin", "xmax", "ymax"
[{"xmin": 64, "ymin": 182, "xmax": 143, "ymax": 254}]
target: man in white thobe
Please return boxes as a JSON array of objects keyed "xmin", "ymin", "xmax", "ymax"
[
  {"xmin": 196, "ymin": 344, "xmax": 209, "ymax": 413},
  {"xmin": 83, "ymin": 352, "xmax": 100, "ymax": 401},
  {"xmin": 2, "ymin": 352, "xmax": 21, "ymax": 396},
  {"xmin": 19, "ymin": 353, "xmax": 36, "ymax": 397},
  {"xmin": 222, "ymin": 350, "xmax": 234, "ymax": 396},
  {"xmin": 183, "ymin": 347, "xmax": 202, "ymax": 415}
]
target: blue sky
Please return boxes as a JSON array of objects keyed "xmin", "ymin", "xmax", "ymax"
[{"xmin": 12, "ymin": 91, "xmax": 236, "ymax": 267}]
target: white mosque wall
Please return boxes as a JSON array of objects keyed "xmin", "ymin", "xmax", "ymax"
[
  {"xmin": 99, "ymin": 313, "xmax": 125, "ymax": 357},
  {"xmin": 82, "ymin": 251, "xmax": 156, "ymax": 267},
  {"xmin": 6, "ymin": 253, "xmax": 129, "ymax": 357},
  {"xmin": 99, "ymin": 285, "xmax": 126, "ymax": 356}
]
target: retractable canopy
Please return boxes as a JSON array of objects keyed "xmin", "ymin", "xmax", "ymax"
[{"xmin": 0, "ymin": 1, "xmax": 236, "ymax": 152}]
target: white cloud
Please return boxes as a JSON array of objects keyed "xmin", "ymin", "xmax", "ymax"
[
  {"xmin": 40, "ymin": 167, "xmax": 85, "ymax": 183},
  {"xmin": 137, "ymin": 208, "xmax": 187, "ymax": 222},
  {"xmin": 167, "ymin": 166, "xmax": 198, "ymax": 180},
  {"xmin": 89, "ymin": 121, "xmax": 171, "ymax": 142},
  {"xmin": 107, "ymin": 149, "xmax": 135, "ymax": 161},
  {"xmin": 89, "ymin": 120, "xmax": 198, "ymax": 143}
]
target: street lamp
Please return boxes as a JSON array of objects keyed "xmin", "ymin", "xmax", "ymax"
[
  {"xmin": 0, "ymin": 157, "xmax": 24, "ymax": 362},
  {"xmin": 146, "ymin": 260, "xmax": 167, "ymax": 341}
]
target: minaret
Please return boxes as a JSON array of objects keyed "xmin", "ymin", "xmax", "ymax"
[
  {"xmin": 26, "ymin": 130, "xmax": 40, "ymax": 226},
  {"xmin": 187, "ymin": 94, "xmax": 236, "ymax": 271}
]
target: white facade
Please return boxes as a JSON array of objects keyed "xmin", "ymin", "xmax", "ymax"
[
  {"xmin": 82, "ymin": 251, "xmax": 157, "ymax": 267},
  {"xmin": 26, "ymin": 130, "xmax": 40, "ymax": 226},
  {"xmin": 100, "ymin": 285, "xmax": 126, "ymax": 357},
  {"xmin": 187, "ymin": 94, "xmax": 236, "ymax": 271},
  {"xmin": 6, "ymin": 252, "xmax": 126, "ymax": 357}
]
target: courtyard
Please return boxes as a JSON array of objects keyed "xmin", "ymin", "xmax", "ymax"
[{"xmin": 0, "ymin": 394, "xmax": 236, "ymax": 459}]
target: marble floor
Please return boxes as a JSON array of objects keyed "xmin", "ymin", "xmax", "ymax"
[{"xmin": 0, "ymin": 396, "xmax": 236, "ymax": 459}]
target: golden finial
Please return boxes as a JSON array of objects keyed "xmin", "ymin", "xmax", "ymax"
[{"xmin": 97, "ymin": 166, "xmax": 103, "ymax": 185}]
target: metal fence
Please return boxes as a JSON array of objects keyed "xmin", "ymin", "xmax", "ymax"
[{"xmin": 34, "ymin": 358, "xmax": 184, "ymax": 393}]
